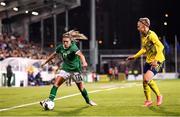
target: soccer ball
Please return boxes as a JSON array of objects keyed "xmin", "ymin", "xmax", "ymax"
[{"xmin": 43, "ymin": 100, "xmax": 55, "ymax": 110}]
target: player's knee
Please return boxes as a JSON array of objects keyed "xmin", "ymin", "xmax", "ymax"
[
  {"xmin": 77, "ymin": 82, "xmax": 84, "ymax": 91},
  {"xmin": 143, "ymin": 75, "xmax": 150, "ymax": 83},
  {"xmin": 54, "ymin": 76, "xmax": 65, "ymax": 87}
]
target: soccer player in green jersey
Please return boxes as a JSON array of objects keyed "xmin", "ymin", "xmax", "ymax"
[
  {"xmin": 40, "ymin": 33, "xmax": 97, "ymax": 110},
  {"xmin": 126, "ymin": 18, "xmax": 164, "ymax": 107}
]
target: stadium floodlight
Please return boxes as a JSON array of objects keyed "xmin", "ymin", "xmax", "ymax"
[
  {"xmin": 165, "ymin": 14, "xmax": 168, "ymax": 17},
  {"xmin": 13, "ymin": 7, "xmax": 19, "ymax": 11},
  {"xmin": 113, "ymin": 41, "xmax": 117, "ymax": 45},
  {"xmin": 0, "ymin": 2, "xmax": 6, "ymax": 6},
  {"xmin": 32, "ymin": 11, "xmax": 39, "ymax": 16},
  {"xmin": 164, "ymin": 22, "xmax": 167, "ymax": 26},
  {"xmin": 98, "ymin": 40, "xmax": 102, "ymax": 44},
  {"xmin": 25, "ymin": 10, "xmax": 29, "ymax": 14}
]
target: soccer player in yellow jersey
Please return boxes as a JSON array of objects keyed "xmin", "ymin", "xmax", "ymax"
[{"xmin": 126, "ymin": 17, "xmax": 165, "ymax": 107}]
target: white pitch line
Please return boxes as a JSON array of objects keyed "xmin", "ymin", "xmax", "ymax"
[
  {"xmin": 0, "ymin": 90, "xmax": 97, "ymax": 112},
  {"xmin": 104, "ymin": 87, "xmax": 119, "ymax": 91},
  {"xmin": 0, "ymin": 83, "xmax": 138, "ymax": 112}
]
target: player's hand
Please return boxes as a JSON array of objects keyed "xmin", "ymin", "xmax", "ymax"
[
  {"xmin": 126, "ymin": 56, "xmax": 135, "ymax": 61},
  {"xmin": 82, "ymin": 62, "xmax": 88, "ymax": 68},
  {"xmin": 82, "ymin": 67, "xmax": 87, "ymax": 73},
  {"xmin": 82, "ymin": 62, "xmax": 88, "ymax": 72},
  {"xmin": 150, "ymin": 60, "xmax": 158, "ymax": 68},
  {"xmin": 41, "ymin": 62, "xmax": 46, "ymax": 68}
]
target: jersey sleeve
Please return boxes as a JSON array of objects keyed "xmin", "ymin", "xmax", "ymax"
[
  {"xmin": 71, "ymin": 43, "xmax": 80, "ymax": 54},
  {"xmin": 149, "ymin": 32, "xmax": 164, "ymax": 61},
  {"xmin": 133, "ymin": 48, "xmax": 146, "ymax": 59}
]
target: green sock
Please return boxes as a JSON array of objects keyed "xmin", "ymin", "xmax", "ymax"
[
  {"xmin": 81, "ymin": 88, "xmax": 90, "ymax": 103},
  {"xmin": 49, "ymin": 85, "xmax": 58, "ymax": 101},
  {"xmin": 143, "ymin": 81, "xmax": 151, "ymax": 101},
  {"xmin": 148, "ymin": 80, "xmax": 161, "ymax": 96}
]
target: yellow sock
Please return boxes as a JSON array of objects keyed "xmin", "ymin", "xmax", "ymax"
[
  {"xmin": 148, "ymin": 80, "xmax": 161, "ymax": 96},
  {"xmin": 143, "ymin": 81, "xmax": 151, "ymax": 101}
]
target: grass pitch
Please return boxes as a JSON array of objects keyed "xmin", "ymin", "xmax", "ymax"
[{"xmin": 0, "ymin": 79, "xmax": 180, "ymax": 116}]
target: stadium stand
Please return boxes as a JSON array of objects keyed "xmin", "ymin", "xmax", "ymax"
[{"xmin": 0, "ymin": 33, "xmax": 49, "ymax": 61}]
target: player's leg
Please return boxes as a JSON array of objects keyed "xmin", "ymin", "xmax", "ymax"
[
  {"xmin": 48, "ymin": 70, "xmax": 71, "ymax": 101},
  {"xmin": 48, "ymin": 76, "xmax": 65, "ymax": 101},
  {"xmin": 144, "ymin": 70, "xmax": 162, "ymax": 106},
  {"xmin": 40, "ymin": 76, "xmax": 65, "ymax": 109},
  {"xmin": 143, "ymin": 63, "xmax": 153, "ymax": 106},
  {"xmin": 143, "ymin": 80, "xmax": 151, "ymax": 101},
  {"xmin": 40, "ymin": 76, "xmax": 65, "ymax": 104},
  {"xmin": 76, "ymin": 82, "xmax": 89, "ymax": 103},
  {"xmin": 75, "ymin": 82, "xmax": 97, "ymax": 106},
  {"xmin": 150, "ymin": 63, "xmax": 163, "ymax": 106},
  {"xmin": 143, "ymin": 70, "xmax": 154, "ymax": 106},
  {"xmin": 73, "ymin": 72, "xmax": 97, "ymax": 106},
  {"xmin": 148, "ymin": 78, "xmax": 163, "ymax": 106},
  {"xmin": 147, "ymin": 66, "xmax": 163, "ymax": 106},
  {"xmin": 40, "ymin": 70, "xmax": 69, "ymax": 108}
]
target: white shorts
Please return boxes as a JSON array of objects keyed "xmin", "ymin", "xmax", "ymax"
[{"xmin": 56, "ymin": 70, "xmax": 83, "ymax": 83}]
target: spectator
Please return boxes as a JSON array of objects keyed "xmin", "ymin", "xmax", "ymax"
[
  {"xmin": 114, "ymin": 67, "xmax": 119, "ymax": 80},
  {"xmin": 108, "ymin": 67, "xmax": 114, "ymax": 81},
  {"xmin": 125, "ymin": 67, "xmax": 129, "ymax": 80},
  {"xmin": 0, "ymin": 33, "xmax": 50, "ymax": 61},
  {"xmin": 6, "ymin": 65, "xmax": 13, "ymax": 87}
]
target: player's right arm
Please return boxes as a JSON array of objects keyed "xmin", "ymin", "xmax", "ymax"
[
  {"xmin": 126, "ymin": 48, "xmax": 146, "ymax": 61},
  {"xmin": 41, "ymin": 52, "xmax": 57, "ymax": 67},
  {"xmin": 133, "ymin": 48, "xmax": 146, "ymax": 59}
]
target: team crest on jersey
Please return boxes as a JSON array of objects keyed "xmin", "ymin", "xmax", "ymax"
[
  {"xmin": 66, "ymin": 51, "xmax": 70, "ymax": 54},
  {"xmin": 62, "ymin": 51, "xmax": 71, "ymax": 58}
]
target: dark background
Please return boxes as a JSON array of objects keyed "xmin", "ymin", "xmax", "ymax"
[{"xmin": 30, "ymin": 0, "xmax": 180, "ymax": 49}]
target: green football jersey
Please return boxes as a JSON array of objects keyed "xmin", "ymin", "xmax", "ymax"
[{"xmin": 55, "ymin": 42, "xmax": 82, "ymax": 72}]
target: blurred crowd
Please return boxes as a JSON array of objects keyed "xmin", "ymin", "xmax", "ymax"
[{"xmin": 0, "ymin": 33, "xmax": 49, "ymax": 61}]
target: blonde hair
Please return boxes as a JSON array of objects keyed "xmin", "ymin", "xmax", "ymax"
[
  {"xmin": 139, "ymin": 17, "xmax": 150, "ymax": 27},
  {"xmin": 63, "ymin": 30, "xmax": 88, "ymax": 41}
]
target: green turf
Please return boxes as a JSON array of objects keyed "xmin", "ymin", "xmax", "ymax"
[{"xmin": 0, "ymin": 79, "xmax": 180, "ymax": 116}]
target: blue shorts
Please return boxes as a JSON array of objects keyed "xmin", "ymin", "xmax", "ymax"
[{"xmin": 143, "ymin": 62, "xmax": 163, "ymax": 75}]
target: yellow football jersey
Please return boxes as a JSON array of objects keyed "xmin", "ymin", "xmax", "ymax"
[{"xmin": 133, "ymin": 30, "xmax": 165, "ymax": 63}]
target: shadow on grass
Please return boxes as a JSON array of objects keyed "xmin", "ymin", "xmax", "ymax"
[
  {"xmin": 54, "ymin": 105, "xmax": 90, "ymax": 116},
  {"xmin": 149, "ymin": 106, "xmax": 180, "ymax": 116}
]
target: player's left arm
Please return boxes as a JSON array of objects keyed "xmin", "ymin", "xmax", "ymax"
[
  {"xmin": 76, "ymin": 50, "xmax": 88, "ymax": 68},
  {"xmin": 150, "ymin": 33, "xmax": 164, "ymax": 67}
]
